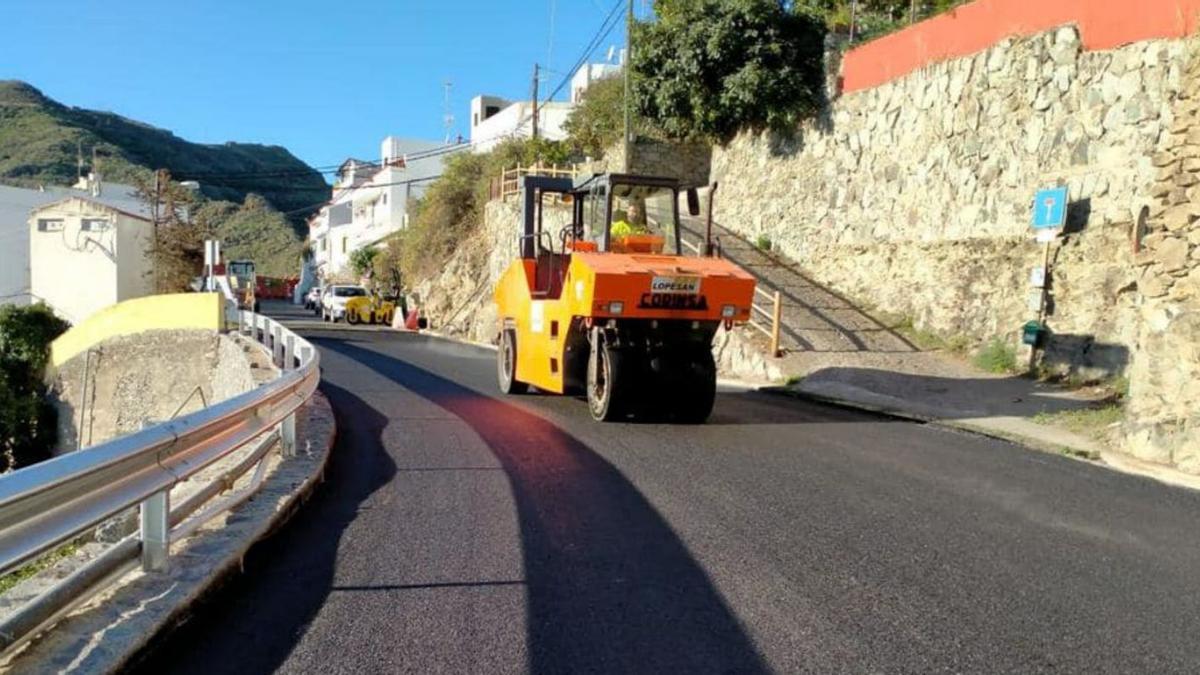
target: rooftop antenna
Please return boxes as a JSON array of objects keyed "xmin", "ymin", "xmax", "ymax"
[{"xmin": 442, "ymin": 81, "xmax": 454, "ymax": 144}]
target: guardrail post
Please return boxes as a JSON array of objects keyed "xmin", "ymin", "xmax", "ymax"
[
  {"xmin": 770, "ymin": 291, "xmax": 783, "ymax": 358},
  {"xmin": 140, "ymin": 491, "xmax": 170, "ymax": 572},
  {"xmin": 285, "ymin": 334, "xmax": 296, "ymax": 370},
  {"xmin": 280, "ymin": 413, "xmax": 297, "ymax": 458},
  {"xmin": 272, "ymin": 325, "xmax": 284, "ymax": 367}
]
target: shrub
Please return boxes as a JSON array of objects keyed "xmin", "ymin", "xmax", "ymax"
[
  {"xmin": 401, "ymin": 138, "xmax": 570, "ymax": 283},
  {"xmin": 974, "ymin": 337, "xmax": 1018, "ymax": 374},
  {"xmin": 0, "ymin": 303, "xmax": 70, "ymax": 470},
  {"xmin": 754, "ymin": 235, "xmax": 772, "ymax": 252}
]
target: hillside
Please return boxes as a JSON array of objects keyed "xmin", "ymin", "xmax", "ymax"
[{"xmin": 0, "ymin": 81, "xmax": 328, "ymax": 231}]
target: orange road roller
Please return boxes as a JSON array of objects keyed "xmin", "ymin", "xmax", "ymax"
[{"xmin": 494, "ymin": 172, "xmax": 756, "ymax": 423}]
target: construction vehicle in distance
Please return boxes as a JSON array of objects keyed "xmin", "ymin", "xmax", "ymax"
[
  {"xmin": 493, "ymin": 173, "xmax": 756, "ymax": 422},
  {"xmin": 225, "ymin": 260, "xmax": 258, "ymax": 312}
]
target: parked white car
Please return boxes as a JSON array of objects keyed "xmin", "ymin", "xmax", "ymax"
[{"xmin": 321, "ymin": 285, "xmax": 367, "ymax": 323}]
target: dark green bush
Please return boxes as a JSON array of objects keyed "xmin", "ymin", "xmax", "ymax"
[{"xmin": 0, "ymin": 303, "xmax": 70, "ymax": 470}]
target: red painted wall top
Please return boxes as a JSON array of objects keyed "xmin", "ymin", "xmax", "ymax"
[{"xmin": 841, "ymin": 0, "xmax": 1200, "ymax": 93}]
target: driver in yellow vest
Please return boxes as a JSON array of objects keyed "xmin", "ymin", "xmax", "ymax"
[{"xmin": 611, "ymin": 202, "xmax": 648, "ymax": 238}]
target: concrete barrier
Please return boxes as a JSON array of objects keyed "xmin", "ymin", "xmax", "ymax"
[{"xmin": 49, "ymin": 293, "xmax": 224, "ymax": 369}]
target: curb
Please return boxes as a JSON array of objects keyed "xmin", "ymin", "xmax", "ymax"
[
  {"xmin": 761, "ymin": 385, "xmax": 1200, "ymax": 493},
  {"xmin": 761, "ymin": 384, "xmax": 1101, "ymax": 458},
  {"xmin": 5, "ymin": 392, "xmax": 337, "ymax": 674}
]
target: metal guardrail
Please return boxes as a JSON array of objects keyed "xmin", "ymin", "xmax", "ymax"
[{"xmin": 0, "ymin": 310, "xmax": 319, "ymax": 654}]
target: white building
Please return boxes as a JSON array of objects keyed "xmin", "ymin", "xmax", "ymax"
[
  {"xmin": 468, "ymin": 61, "xmax": 622, "ymax": 153},
  {"xmin": 570, "ymin": 62, "xmax": 621, "ymax": 103},
  {"xmin": 0, "ymin": 179, "xmax": 141, "ymax": 308},
  {"xmin": 469, "ymin": 96, "xmax": 574, "ymax": 153},
  {"xmin": 28, "ymin": 184, "xmax": 154, "ymax": 324},
  {"xmin": 309, "ymin": 136, "xmax": 454, "ymax": 280}
]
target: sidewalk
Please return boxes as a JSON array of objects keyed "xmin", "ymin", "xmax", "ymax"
[{"xmin": 680, "ymin": 212, "xmax": 1113, "ymax": 461}]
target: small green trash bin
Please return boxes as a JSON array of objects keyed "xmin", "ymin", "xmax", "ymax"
[{"xmin": 1021, "ymin": 320, "xmax": 1045, "ymax": 347}]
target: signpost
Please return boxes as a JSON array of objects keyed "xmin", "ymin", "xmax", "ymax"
[{"xmin": 1025, "ymin": 187, "xmax": 1068, "ymax": 368}]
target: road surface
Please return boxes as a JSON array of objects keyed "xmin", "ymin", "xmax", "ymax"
[{"xmin": 135, "ymin": 305, "xmax": 1200, "ymax": 673}]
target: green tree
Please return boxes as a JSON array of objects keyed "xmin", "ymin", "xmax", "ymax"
[
  {"xmin": 0, "ymin": 303, "xmax": 70, "ymax": 470},
  {"xmin": 563, "ymin": 75, "xmax": 626, "ymax": 158},
  {"xmin": 137, "ymin": 170, "xmax": 208, "ymax": 293},
  {"xmin": 634, "ymin": 0, "xmax": 827, "ymax": 142},
  {"xmin": 349, "ymin": 246, "xmax": 380, "ymax": 277}
]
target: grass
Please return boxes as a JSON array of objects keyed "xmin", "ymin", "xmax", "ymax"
[
  {"xmin": 754, "ymin": 235, "xmax": 772, "ymax": 252},
  {"xmin": 878, "ymin": 313, "xmax": 971, "ymax": 354},
  {"xmin": 973, "ymin": 337, "xmax": 1019, "ymax": 374},
  {"xmin": 0, "ymin": 541, "xmax": 82, "ymax": 595},
  {"xmin": 1033, "ymin": 405, "xmax": 1124, "ymax": 441}
]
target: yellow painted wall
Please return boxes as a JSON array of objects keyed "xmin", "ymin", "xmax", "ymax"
[{"xmin": 50, "ymin": 293, "xmax": 225, "ymax": 368}]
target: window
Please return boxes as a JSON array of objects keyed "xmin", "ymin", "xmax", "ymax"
[
  {"xmin": 342, "ymin": 236, "xmax": 348, "ymax": 253},
  {"xmin": 81, "ymin": 218, "xmax": 110, "ymax": 232},
  {"xmin": 321, "ymin": 238, "xmax": 327, "ymax": 251},
  {"xmin": 37, "ymin": 219, "xmax": 64, "ymax": 232},
  {"xmin": 609, "ymin": 184, "xmax": 679, "ymax": 255},
  {"xmin": 382, "ymin": 193, "xmax": 387, "ymax": 205},
  {"xmin": 334, "ymin": 286, "xmax": 367, "ymax": 298},
  {"xmin": 485, "ymin": 105, "xmax": 500, "ymax": 118},
  {"xmin": 473, "ymin": 112, "xmax": 479, "ymax": 127}
]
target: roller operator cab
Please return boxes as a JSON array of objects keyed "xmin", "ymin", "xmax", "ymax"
[{"xmin": 494, "ymin": 172, "xmax": 756, "ymax": 422}]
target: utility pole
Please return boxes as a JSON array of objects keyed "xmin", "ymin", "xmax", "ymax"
[
  {"xmin": 910, "ymin": 0, "xmax": 918, "ymax": 24},
  {"xmin": 531, "ymin": 63, "xmax": 540, "ymax": 142},
  {"xmin": 442, "ymin": 81, "xmax": 454, "ymax": 143},
  {"xmin": 76, "ymin": 140, "xmax": 83, "ymax": 184},
  {"xmin": 623, "ymin": 0, "xmax": 633, "ymax": 171}
]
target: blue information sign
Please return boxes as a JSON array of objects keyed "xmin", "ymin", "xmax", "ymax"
[{"xmin": 1031, "ymin": 187, "xmax": 1068, "ymax": 229}]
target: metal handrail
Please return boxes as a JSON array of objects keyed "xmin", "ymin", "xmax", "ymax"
[
  {"xmin": 0, "ymin": 310, "xmax": 319, "ymax": 652},
  {"xmin": 681, "ymin": 235, "xmax": 784, "ymax": 356}
]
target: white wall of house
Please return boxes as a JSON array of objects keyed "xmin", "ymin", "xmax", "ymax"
[
  {"xmin": 570, "ymin": 62, "xmax": 621, "ymax": 103},
  {"xmin": 29, "ymin": 197, "xmax": 152, "ymax": 324},
  {"xmin": 469, "ymin": 99, "xmax": 573, "ymax": 153},
  {"xmin": 0, "ymin": 182, "xmax": 140, "ymax": 307}
]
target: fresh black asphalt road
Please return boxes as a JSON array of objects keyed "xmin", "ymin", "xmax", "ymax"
[{"xmin": 137, "ymin": 305, "xmax": 1200, "ymax": 674}]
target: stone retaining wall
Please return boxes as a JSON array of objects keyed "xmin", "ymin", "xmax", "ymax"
[
  {"xmin": 1125, "ymin": 44, "xmax": 1200, "ymax": 470},
  {"xmin": 708, "ymin": 26, "xmax": 1200, "ymax": 469}
]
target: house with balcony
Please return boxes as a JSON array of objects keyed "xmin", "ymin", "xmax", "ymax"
[{"xmin": 309, "ymin": 136, "xmax": 454, "ymax": 280}]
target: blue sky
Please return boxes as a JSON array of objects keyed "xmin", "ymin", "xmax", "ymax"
[{"xmin": 0, "ymin": 0, "xmax": 639, "ymax": 169}]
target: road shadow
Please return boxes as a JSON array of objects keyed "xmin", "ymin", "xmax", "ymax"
[
  {"xmin": 794, "ymin": 366, "xmax": 1113, "ymax": 419},
  {"xmin": 321, "ymin": 338, "xmax": 769, "ymax": 674},
  {"xmin": 679, "ymin": 214, "xmax": 918, "ymax": 354},
  {"xmin": 127, "ymin": 380, "xmax": 398, "ymax": 675}
]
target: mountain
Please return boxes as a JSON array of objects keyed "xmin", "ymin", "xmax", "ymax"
[{"xmin": 0, "ymin": 81, "xmax": 328, "ymax": 232}]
